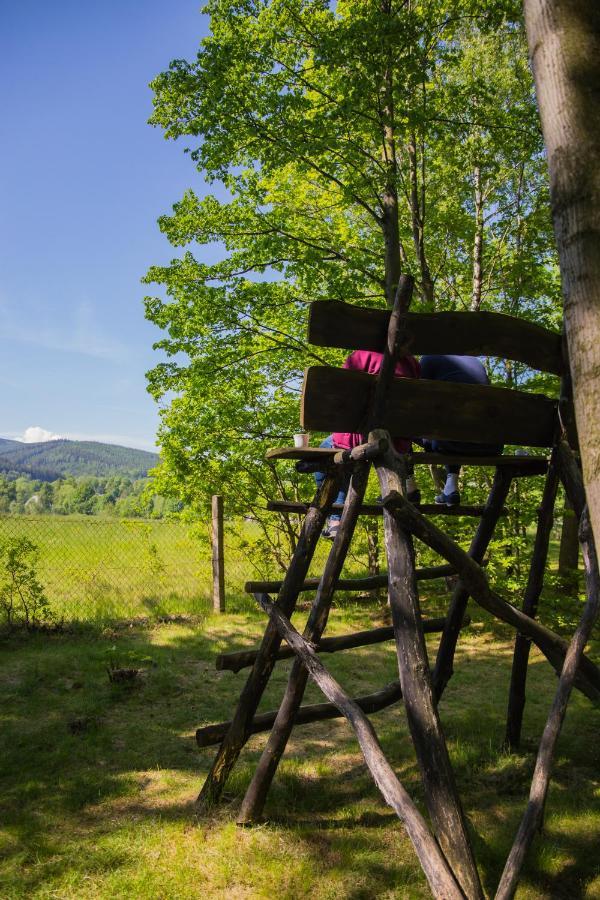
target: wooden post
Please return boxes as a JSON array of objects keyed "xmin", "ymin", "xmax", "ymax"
[
  {"xmin": 496, "ymin": 509, "xmax": 600, "ymax": 900},
  {"xmin": 505, "ymin": 453, "xmax": 559, "ymax": 749},
  {"xmin": 433, "ymin": 467, "xmax": 513, "ymax": 700},
  {"xmin": 197, "ymin": 469, "xmax": 342, "ymax": 810},
  {"xmin": 375, "ymin": 444, "xmax": 484, "ymax": 900},
  {"xmin": 237, "ymin": 460, "xmax": 371, "ymax": 823},
  {"xmin": 212, "ymin": 495, "xmax": 225, "ymax": 614}
]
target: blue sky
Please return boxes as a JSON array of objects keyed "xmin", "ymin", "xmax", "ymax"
[{"xmin": 1, "ymin": 1, "xmax": 212, "ymax": 451}]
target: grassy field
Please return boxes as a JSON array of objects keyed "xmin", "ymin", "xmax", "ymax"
[
  {"xmin": 1, "ymin": 587, "xmax": 599, "ymax": 898},
  {"xmin": 0, "ymin": 515, "xmax": 337, "ymax": 624}
]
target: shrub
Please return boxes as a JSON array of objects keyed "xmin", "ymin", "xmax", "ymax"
[{"xmin": 0, "ymin": 537, "xmax": 52, "ymax": 630}]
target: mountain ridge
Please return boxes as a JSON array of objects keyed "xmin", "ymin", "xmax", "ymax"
[{"xmin": 0, "ymin": 437, "xmax": 159, "ymax": 481}]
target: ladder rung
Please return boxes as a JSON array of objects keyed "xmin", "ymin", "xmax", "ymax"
[
  {"xmin": 216, "ymin": 614, "xmax": 469, "ymax": 673},
  {"xmin": 267, "ymin": 500, "xmax": 502, "ymax": 518},
  {"xmin": 243, "ymin": 563, "xmax": 457, "ymax": 596}
]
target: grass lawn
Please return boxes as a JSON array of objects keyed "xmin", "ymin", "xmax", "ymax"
[{"xmin": 1, "ymin": 590, "xmax": 599, "ymax": 899}]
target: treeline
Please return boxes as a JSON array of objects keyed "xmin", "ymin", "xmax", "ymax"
[
  {"xmin": 0, "ymin": 439, "xmax": 159, "ymax": 481},
  {"xmin": 0, "ymin": 473, "xmax": 182, "ymax": 519}
]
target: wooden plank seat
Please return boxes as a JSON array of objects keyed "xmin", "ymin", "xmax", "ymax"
[
  {"xmin": 266, "ymin": 446, "xmax": 549, "ymax": 474},
  {"xmin": 266, "ymin": 499, "xmax": 503, "ymax": 518}
]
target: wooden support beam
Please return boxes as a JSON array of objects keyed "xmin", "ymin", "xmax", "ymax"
[
  {"xmin": 238, "ymin": 279, "xmax": 416, "ymax": 827},
  {"xmin": 197, "ymin": 679, "xmax": 404, "ymax": 747},
  {"xmin": 243, "ymin": 563, "xmax": 457, "ymax": 596},
  {"xmin": 238, "ymin": 461, "xmax": 372, "ymax": 824},
  {"xmin": 267, "ymin": 499, "xmax": 500, "ymax": 518},
  {"xmin": 196, "ymin": 469, "xmax": 343, "ymax": 810},
  {"xmin": 383, "ymin": 490, "xmax": 600, "ymax": 703},
  {"xmin": 256, "ymin": 594, "xmax": 465, "ymax": 900},
  {"xmin": 267, "ymin": 446, "xmax": 549, "ymax": 474},
  {"xmin": 433, "ymin": 467, "xmax": 514, "ymax": 700},
  {"xmin": 374, "ymin": 442, "xmax": 484, "ymax": 899},
  {"xmin": 216, "ymin": 615, "xmax": 471, "ymax": 673},
  {"xmin": 496, "ymin": 509, "xmax": 600, "ymax": 900},
  {"xmin": 505, "ymin": 451, "xmax": 559, "ymax": 749}
]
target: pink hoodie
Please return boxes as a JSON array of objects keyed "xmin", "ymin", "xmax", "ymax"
[{"xmin": 332, "ymin": 350, "xmax": 421, "ymax": 453}]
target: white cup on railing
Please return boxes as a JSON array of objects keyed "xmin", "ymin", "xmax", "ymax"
[{"xmin": 294, "ymin": 432, "xmax": 309, "ymax": 449}]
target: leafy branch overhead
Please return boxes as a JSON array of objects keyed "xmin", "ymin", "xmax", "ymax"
[{"xmin": 144, "ymin": 0, "xmax": 562, "ymax": 536}]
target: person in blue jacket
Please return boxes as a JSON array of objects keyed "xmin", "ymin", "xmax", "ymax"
[{"xmin": 420, "ymin": 355, "xmax": 503, "ymax": 505}]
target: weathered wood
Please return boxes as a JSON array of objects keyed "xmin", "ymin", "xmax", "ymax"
[
  {"xmin": 505, "ymin": 452, "xmax": 559, "ymax": 749},
  {"xmin": 557, "ymin": 439, "xmax": 586, "ymax": 518},
  {"xmin": 256, "ymin": 594, "xmax": 465, "ymax": 900},
  {"xmin": 368, "ymin": 274, "xmax": 415, "ymax": 429},
  {"xmin": 496, "ymin": 509, "xmax": 600, "ymax": 900},
  {"xmin": 196, "ymin": 470, "xmax": 343, "ymax": 810},
  {"xmin": 216, "ymin": 615, "xmax": 471, "ymax": 673},
  {"xmin": 557, "ymin": 497, "xmax": 579, "ymax": 580},
  {"xmin": 433, "ymin": 467, "xmax": 514, "ymax": 700},
  {"xmin": 267, "ymin": 445, "xmax": 549, "ymax": 474},
  {"xmin": 196, "ymin": 680, "xmax": 405, "ymax": 747},
  {"xmin": 374, "ymin": 441, "xmax": 484, "ymax": 899},
  {"xmin": 383, "ymin": 490, "xmax": 600, "ymax": 703},
  {"xmin": 243, "ymin": 563, "xmax": 457, "ymax": 596},
  {"xmin": 238, "ymin": 460, "xmax": 372, "ymax": 823},
  {"xmin": 238, "ymin": 283, "xmax": 417, "ymax": 826},
  {"xmin": 308, "ymin": 300, "xmax": 563, "ymax": 375},
  {"xmin": 267, "ymin": 499, "xmax": 500, "ymax": 518},
  {"xmin": 301, "ymin": 367, "xmax": 559, "ymax": 448},
  {"xmin": 211, "ymin": 495, "xmax": 225, "ymax": 613}
]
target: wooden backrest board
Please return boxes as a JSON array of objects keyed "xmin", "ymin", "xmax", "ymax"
[
  {"xmin": 308, "ymin": 301, "xmax": 563, "ymax": 376},
  {"xmin": 301, "ymin": 367, "xmax": 558, "ymax": 448}
]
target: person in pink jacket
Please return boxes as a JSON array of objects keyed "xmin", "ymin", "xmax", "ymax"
[{"xmin": 315, "ymin": 349, "xmax": 421, "ymax": 539}]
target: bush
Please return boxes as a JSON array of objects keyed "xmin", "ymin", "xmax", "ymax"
[{"xmin": 0, "ymin": 537, "xmax": 52, "ymax": 630}]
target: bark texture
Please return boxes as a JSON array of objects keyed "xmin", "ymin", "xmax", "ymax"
[{"xmin": 524, "ymin": 0, "xmax": 600, "ymax": 551}]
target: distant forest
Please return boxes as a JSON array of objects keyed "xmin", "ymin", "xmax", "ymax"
[
  {"xmin": 0, "ymin": 438, "xmax": 159, "ymax": 481},
  {"xmin": 0, "ymin": 438, "xmax": 177, "ymax": 518}
]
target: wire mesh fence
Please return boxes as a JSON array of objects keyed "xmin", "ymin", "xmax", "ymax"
[{"xmin": 0, "ymin": 514, "xmax": 256, "ymax": 623}]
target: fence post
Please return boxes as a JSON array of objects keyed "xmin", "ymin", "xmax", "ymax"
[{"xmin": 212, "ymin": 495, "xmax": 225, "ymax": 613}]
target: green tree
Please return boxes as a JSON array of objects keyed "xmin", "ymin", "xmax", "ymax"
[{"xmin": 145, "ymin": 0, "xmax": 561, "ymax": 565}]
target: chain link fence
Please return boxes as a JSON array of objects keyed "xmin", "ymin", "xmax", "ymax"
[{"xmin": 0, "ymin": 513, "xmax": 256, "ymax": 623}]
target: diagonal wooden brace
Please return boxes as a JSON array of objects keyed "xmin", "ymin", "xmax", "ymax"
[
  {"xmin": 382, "ymin": 490, "xmax": 600, "ymax": 703},
  {"xmin": 256, "ymin": 593, "xmax": 465, "ymax": 900},
  {"xmin": 374, "ymin": 443, "xmax": 483, "ymax": 900},
  {"xmin": 196, "ymin": 470, "xmax": 343, "ymax": 810}
]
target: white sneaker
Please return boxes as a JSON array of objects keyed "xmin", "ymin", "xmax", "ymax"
[{"xmin": 324, "ymin": 518, "xmax": 340, "ymax": 540}]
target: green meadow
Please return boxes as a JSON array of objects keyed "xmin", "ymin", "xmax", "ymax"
[{"xmin": 1, "ymin": 572, "xmax": 599, "ymax": 898}]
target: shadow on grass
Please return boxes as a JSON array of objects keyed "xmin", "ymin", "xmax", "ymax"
[{"xmin": 0, "ymin": 609, "xmax": 599, "ymax": 897}]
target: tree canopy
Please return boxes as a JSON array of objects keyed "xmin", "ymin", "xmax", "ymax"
[{"xmin": 144, "ymin": 0, "xmax": 562, "ymax": 559}]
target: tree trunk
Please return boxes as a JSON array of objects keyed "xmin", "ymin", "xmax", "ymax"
[
  {"xmin": 408, "ymin": 132, "xmax": 434, "ymax": 306},
  {"xmin": 523, "ymin": 0, "xmax": 600, "ymax": 554},
  {"xmin": 380, "ymin": 2, "xmax": 401, "ymax": 309},
  {"xmin": 471, "ymin": 165, "xmax": 484, "ymax": 311}
]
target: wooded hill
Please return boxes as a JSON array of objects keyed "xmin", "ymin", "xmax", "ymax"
[{"xmin": 0, "ymin": 438, "xmax": 159, "ymax": 481}]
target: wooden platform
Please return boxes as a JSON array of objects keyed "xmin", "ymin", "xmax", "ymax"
[
  {"xmin": 266, "ymin": 500, "xmax": 503, "ymax": 518},
  {"xmin": 266, "ymin": 446, "xmax": 549, "ymax": 474}
]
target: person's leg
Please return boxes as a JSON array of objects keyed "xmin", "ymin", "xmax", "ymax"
[
  {"xmin": 428, "ymin": 440, "xmax": 461, "ymax": 505},
  {"xmin": 314, "ymin": 436, "xmax": 349, "ymax": 537}
]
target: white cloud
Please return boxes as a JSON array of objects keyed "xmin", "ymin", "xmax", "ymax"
[{"xmin": 22, "ymin": 426, "xmax": 64, "ymax": 443}]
